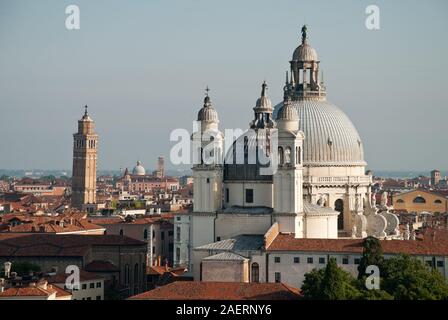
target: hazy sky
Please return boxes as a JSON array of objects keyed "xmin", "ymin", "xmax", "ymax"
[{"xmin": 1, "ymin": 0, "xmax": 447, "ymax": 172}]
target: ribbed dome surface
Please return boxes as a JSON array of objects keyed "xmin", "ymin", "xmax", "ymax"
[
  {"xmin": 292, "ymin": 43, "xmax": 318, "ymax": 61},
  {"xmin": 197, "ymin": 96, "xmax": 219, "ymax": 122},
  {"xmin": 274, "ymin": 100, "xmax": 365, "ymax": 166},
  {"xmin": 276, "ymin": 100, "xmax": 298, "ymax": 121}
]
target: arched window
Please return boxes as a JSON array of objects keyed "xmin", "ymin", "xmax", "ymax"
[
  {"xmin": 251, "ymin": 263, "xmax": 259, "ymax": 283},
  {"xmin": 143, "ymin": 229, "xmax": 148, "ymax": 240},
  {"xmin": 413, "ymin": 196, "xmax": 426, "ymax": 204},
  {"xmin": 134, "ymin": 263, "xmax": 139, "ymax": 285},
  {"xmin": 298, "ymin": 146, "xmax": 301, "ymax": 164},
  {"xmin": 284, "ymin": 147, "xmax": 291, "ymax": 164},
  {"xmin": 396, "ymin": 199, "xmax": 404, "ymax": 203},
  {"xmin": 124, "ymin": 264, "xmax": 130, "ymax": 285},
  {"xmin": 434, "ymin": 199, "xmax": 442, "ymax": 204},
  {"xmin": 119, "ymin": 229, "xmax": 124, "ymax": 236},
  {"xmin": 278, "ymin": 147, "xmax": 284, "ymax": 165},
  {"xmin": 335, "ymin": 199, "xmax": 344, "ymax": 230}
]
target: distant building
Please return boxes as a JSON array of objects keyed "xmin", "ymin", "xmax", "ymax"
[
  {"xmin": 12, "ymin": 183, "xmax": 66, "ymax": 196},
  {"xmin": 156, "ymin": 156, "xmax": 165, "ymax": 178},
  {"xmin": 71, "ymin": 106, "xmax": 98, "ymax": 210},
  {"xmin": 46, "ymin": 270, "xmax": 104, "ymax": 301},
  {"xmin": 0, "ymin": 234, "xmax": 147, "ymax": 298},
  {"xmin": 116, "ymin": 162, "xmax": 179, "ymax": 194},
  {"xmin": 90, "ymin": 216, "xmax": 174, "ymax": 267},
  {"xmin": 392, "ymin": 189, "xmax": 448, "ymax": 214},
  {"xmin": 431, "ymin": 169, "xmax": 441, "ymax": 187}
]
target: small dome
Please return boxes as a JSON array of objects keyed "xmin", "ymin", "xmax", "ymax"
[
  {"xmin": 132, "ymin": 161, "xmax": 146, "ymax": 176},
  {"xmin": 197, "ymin": 96, "xmax": 219, "ymax": 123},
  {"xmin": 292, "ymin": 42, "xmax": 318, "ymax": 61},
  {"xmin": 276, "ymin": 97, "xmax": 298, "ymax": 121},
  {"xmin": 255, "ymin": 81, "xmax": 272, "ymax": 111}
]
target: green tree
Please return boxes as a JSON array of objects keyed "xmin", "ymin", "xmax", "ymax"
[
  {"xmin": 302, "ymin": 258, "xmax": 361, "ymax": 300},
  {"xmin": 358, "ymin": 288, "xmax": 393, "ymax": 300},
  {"xmin": 381, "ymin": 254, "xmax": 448, "ymax": 300},
  {"xmin": 11, "ymin": 261, "xmax": 41, "ymax": 275},
  {"xmin": 358, "ymin": 236, "xmax": 384, "ymax": 280},
  {"xmin": 301, "ymin": 268, "xmax": 324, "ymax": 299}
]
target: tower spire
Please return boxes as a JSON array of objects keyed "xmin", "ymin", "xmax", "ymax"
[{"xmin": 84, "ymin": 105, "xmax": 88, "ymax": 116}]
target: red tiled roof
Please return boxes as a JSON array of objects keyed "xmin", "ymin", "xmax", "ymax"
[
  {"xmin": 0, "ymin": 234, "xmax": 147, "ymax": 257},
  {"xmin": 146, "ymin": 266, "xmax": 186, "ymax": 276},
  {"xmin": 267, "ymin": 233, "xmax": 448, "ymax": 256},
  {"xmin": 85, "ymin": 260, "xmax": 120, "ymax": 272},
  {"xmin": 47, "ymin": 270, "xmax": 104, "ymax": 283},
  {"xmin": 0, "ymin": 284, "xmax": 71, "ymax": 298},
  {"xmin": 128, "ymin": 281, "xmax": 301, "ymax": 300}
]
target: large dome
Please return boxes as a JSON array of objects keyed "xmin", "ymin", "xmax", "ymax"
[
  {"xmin": 274, "ymin": 100, "xmax": 366, "ymax": 166},
  {"xmin": 132, "ymin": 161, "xmax": 146, "ymax": 176}
]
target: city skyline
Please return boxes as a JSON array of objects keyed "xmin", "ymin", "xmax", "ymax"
[{"xmin": 1, "ymin": 0, "xmax": 447, "ymax": 171}]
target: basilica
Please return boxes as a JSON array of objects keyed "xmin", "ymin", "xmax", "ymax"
[{"xmin": 177, "ymin": 26, "xmax": 400, "ymax": 282}]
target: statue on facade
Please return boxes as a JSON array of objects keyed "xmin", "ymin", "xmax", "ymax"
[
  {"xmin": 351, "ymin": 225, "xmax": 357, "ymax": 239},
  {"xmin": 404, "ymin": 224, "xmax": 410, "ymax": 240},
  {"xmin": 380, "ymin": 191, "xmax": 388, "ymax": 208}
]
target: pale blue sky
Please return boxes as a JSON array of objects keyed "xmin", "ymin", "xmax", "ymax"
[{"xmin": 0, "ymin": 0, "xmax": 447, "ymax": 172}]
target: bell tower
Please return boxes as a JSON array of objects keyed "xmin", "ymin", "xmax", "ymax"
[
  {"xmin": 189, "ymin": 89, "xmax": 224, "ymax": 278},
  {"xmin": 273, "ymin": 95, "xmax": 305, "ymax": 236},
  {"xmin": 71, "ymin": 106, "xmax": 98, "ymax": 210}
]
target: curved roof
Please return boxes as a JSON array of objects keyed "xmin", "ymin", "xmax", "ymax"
[
  {"xmin": 292, "ymin": 42, "xmax": 318, "ymax": 61},
  {"xmin": 197, "ymin": 96, "xmax": 219, "ymax": 123},
  {"xmin": 132, "ymin": 161, "xmax": 146, "ymax": 176},
  {"xmin": 274, "ymin": 99, "xmax": 366, "ymax": 167}
]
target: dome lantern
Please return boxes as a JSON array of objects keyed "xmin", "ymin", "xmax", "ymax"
[
  {"xmin": 250, "ymin": 81, "xmax": 275, "ymax": 129},
  {"xmin": 289, "ymin": 25, "xmax": 326, "ymax": 101},
  {"xmin": 197, "ymin": 87, "xmax": 219, "ymax": 125}
]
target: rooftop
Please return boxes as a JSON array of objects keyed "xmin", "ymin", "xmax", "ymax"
[
  {"xmin": 267, "ymin": 233, "xmax": 448, "ymax": 256},
  {"xmin": 128, "ymin": 281, "xmax": 301, "ymax": 300},
  {"xmin": 0, "ymin": 234, "xmax": 147, "ymax": 257},
  {"xmin": 195, "ymin": 235, "xmax": 264, "ymax": 252}
]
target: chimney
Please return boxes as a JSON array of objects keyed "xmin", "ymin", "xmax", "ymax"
[{"xmin": 3, "ymin": 262, "xmax": 12, "ymax": 278}]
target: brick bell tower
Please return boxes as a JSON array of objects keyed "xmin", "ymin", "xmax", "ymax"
[{"xmin": 71, "ymin": 106, "xmax": 98, "ymax": 210}]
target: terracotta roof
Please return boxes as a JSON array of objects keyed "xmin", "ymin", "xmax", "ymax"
[
  {"xmin": 128, "ymin": 281, "xmax": 301, "ymax": 300},
  {"xmin": 267, "ymin": 233, "xmax": 448, "ymax": 256},
  {"xmin": 146, "ymin": 266, "xmax": 186, "ymax": 276},
  {"xmin": 46, "ymin": 270, "xmax": 104, "ymax": 283},
  {"xmin": 88, "ymin": 217, "xmax": 124, "ymax": 225},
  {"xmin": 0, "ymin": 284, "xmax": 71, "ymax": 299},
  {"xmin": 0, "ymin": 234, "xmax": 147, "ymax": 257},
  {"xmin": 85, "ymin": 260, "xmax": 120, "ymax": 272}
]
